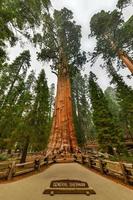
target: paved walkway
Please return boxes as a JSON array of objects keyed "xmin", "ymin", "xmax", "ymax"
[{"xmin": 0, "ymin": 163, "xmax": 132, "ymax": 200}]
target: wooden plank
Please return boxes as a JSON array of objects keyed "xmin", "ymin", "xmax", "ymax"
[
  {"xmin": 119, "ymin": 162, "xmax": 129, "ymax": 184},
  {"xmin": 16, "ymin": 161, "xmax": 33, "ymax": 167},
  {"xmin": 98, "ymin": 159, "xmax": 105, "ymax": 174},
  {"xmin": 7, "ymin": 161, "xmax": 16, "ymax": 180},
  {"xmin": 15, "ymin": 168, "xmax": 34, "ymax": 176},
  {"xmin": 108, "ymin": 169, "xmax": 122, "ymax": 175},
  {"xmin": 87, "ymin": 157, "xmax": 92, "ymax": 168}
]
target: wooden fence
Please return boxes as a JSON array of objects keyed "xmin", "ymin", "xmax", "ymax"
[
  {"xmin": 0, "ymin": 155, "xmax": 55, "ymax": 181},
  {"xmin": 75, "ymin": 154, "xmax": 133, "ymax": 185},
  {"xmin": 0, "ymin": 154, "xmax": 133, "ymax": 185}
]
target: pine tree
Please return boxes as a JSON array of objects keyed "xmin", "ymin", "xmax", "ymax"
[
  {"xmin": 104, "ymin": 87, "xmax": 121, "ymax": 123},
  {"xmin": 88, "ymin": 72, "xmax": 124, "ymax": 154},
  {"xmin": 31, "ymin": 69, "xmax": 50, "ymax": 151},
  {"xmin": 9, "ymin": 70, "xmax": 36, "ymax": 162},
  {"xmin": 0, "ymin": 0, "xmax": 51, "ymax": 60},
  {"xmin": 72, "ymin": 72, "xmax": 95, "ymax": 146},
  {"xmin": 106, "ymin": 64, "xmax": 133, "ymax": 140},
  {"xmin": 0, "ymin": 51, "xmax": 31, "ymax": 152},
  {"xmin": 0, "ymin": 50, "xmax": 31, "ymax": 109},
  {"xmin": 89, "ymin": 7, "xmax": 133, "ymax": 73}
]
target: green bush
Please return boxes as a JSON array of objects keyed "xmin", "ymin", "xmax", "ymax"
[
  {"xmin": 0, "ymin": 154, "xmax": 8, "ymax": 161},
  {"xmin": 109, "ymin": 154, "xmax": 133, "ymax": 163}
]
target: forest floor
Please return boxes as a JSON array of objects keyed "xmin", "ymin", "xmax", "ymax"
[{"xmin": 0, "ymin": 163, "xmax": 133, "ymax": 200}]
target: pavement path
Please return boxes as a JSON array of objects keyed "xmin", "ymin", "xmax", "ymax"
[{"xmin": 0, "ymin": 163, "xmax": 133, "ymax": 200}]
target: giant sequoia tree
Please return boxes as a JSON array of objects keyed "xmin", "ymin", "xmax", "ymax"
[
  {"xmin": 34, "ymin": 8, "xmax": 86, "ymax": 152},
  {"xmin": 89, "ymin": 7, "xmax": 133, "ymax": 73}
]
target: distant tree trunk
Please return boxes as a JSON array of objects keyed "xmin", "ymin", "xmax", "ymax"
[
  {"xmin": 7, "ymin": 149, "xmax": 12, "ymax": 154},
  {"xmin": 107, "ymin": 146, "xmax": 114, "ymax": 155},
  {"xmin": 20, "ymin": 136, "xmax": 30, "ymax": 163}
]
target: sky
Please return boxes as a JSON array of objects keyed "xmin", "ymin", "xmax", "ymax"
[{"xmin": 7, "ymin": 0, "xmax": 133, "ymax": 90}]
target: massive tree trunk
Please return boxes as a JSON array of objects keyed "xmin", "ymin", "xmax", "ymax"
[
  {"xmin": 47, "ymin": 52, "xmax": 78, "ymax": 153},
  {"xmin": 47, "ymin": 74, "xmax": 78, "ymax": 153}
]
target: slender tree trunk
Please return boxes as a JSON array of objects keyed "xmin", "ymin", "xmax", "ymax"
[
  {"xmin": 105, "ymin": 35, "xmax": 133, "ymax": 74},
  {"xmin": 118, "ymin": 50, "xmax": 133, "ymax": 74},
  {"xmin": 20, "ymin": 136, "xmax": 30, "ymax": 163},
  {"xmin": 7, "ymin": 149, "xmax": 12, "ymax": 154},
  {"xmin": 2, "ymin": 64, "xmax": 23, "ymax": 108}
]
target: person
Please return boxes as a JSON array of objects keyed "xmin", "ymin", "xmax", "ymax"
[
  {"xmin": 73, "ymin": 154, "xmax": 77, "ymax": 162},
  {"xmin": 44, "ymin": 156, "xmax": 48, "ymax": 165},
  {"xmin": 34, "ymin": 157, "xmax": 40, "ymax": 170}
]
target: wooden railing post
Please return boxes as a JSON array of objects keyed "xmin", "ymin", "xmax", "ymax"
[
  {"xmin": 81, "ymin": 155, "xmax": 85, "ymax": 164},
  {"xmin": 119, "ymin": 162, "xmax": 129, "ymax": 184},
  {"xmin": 98, "ymin": 159, "xmax": 105, "ymax": 174},
  {"xmin": 88, "ymin": 157, "xmax": 92, "ymax": 168},
  {"xmin": 7, "ymin": 161, "xmax": 16, "ymax": 180}
]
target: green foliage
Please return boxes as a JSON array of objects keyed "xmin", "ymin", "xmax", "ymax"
[
  {"xmin": 90, "ymin": 10, "xmax": 123, "ymax": 38},
  {"xmin": 89, "ymin": 10, "xmax": 123, "ymax": 63},
  {"xmin": 89, "ymin": 7, "xmax": 133, "ymax": 69},
  {"xmin": 106, "ymin": 64, "xmax": 133, "ymax": 140},
  {"xmin": 0, "ymin": 49, "xmax": 51, "ymax": 157},
  {"xmin": 0, "ymin": 154, "xmax": 8, "ymax": 161},
  {"xmin": 12, "ymin": 68, "xmax": 51, "ymax": 153},
  {"xmin": 88, "ymin": 72, "xmax": 124, "ymax": 154},
  {"xmin": 35, "ymin": 7, "xmax": 86, "ymax": 75},
  {"xmin": 71, "ymin": 72, "xmax": 95, "ymax": 146},
  {"xmin": 0, "ymin": 0, "xmax": 51, "ymax": 60},
  {"xmin": 110, "ymin": 154, "xmax": 133, "ymax": 163},
  {"xmin": 116, "ymin": 0, "xmax": 132, "ymax": 9},
  {"xmin": 31, "ymin": 69, "xmax": 51, "ymax": 150},
  {"xmin": 0, "ymin": 51, "xmax": 31, "ymax": 144},
  {"xmin": 0, "ymin": 50, "xmax": 31, "ymax": 108},
  {"xmin": 118, "ymin": 15, "xmax": 133, "ymax": 50},
  {"xmin": 104, "ymin": 87, "xmax": 121, "ymax": 123}
]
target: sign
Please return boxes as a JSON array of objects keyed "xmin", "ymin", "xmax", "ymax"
[
  {"xmin": 43, "ymin": 179, "xmax": 96, "ymax": 196},
  {"xmin": 50, "ymin": 179, "xmax": 88, "ymax": 188}
]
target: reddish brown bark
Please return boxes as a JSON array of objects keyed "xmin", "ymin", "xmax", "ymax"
[
  {"xmin": 118, "ymin": 51, "xmax": 133, "ymax": 74},
  {"xmin": 105, "ymin": 35, "xmax": 133, "ymax": 74},
  {"xmin": 47, "ymin": 72, "xmax": 78, "ymax": 153}
]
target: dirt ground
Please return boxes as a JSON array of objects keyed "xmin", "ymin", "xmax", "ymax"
[{"xmin": 0, "ymin": 163, "xmax": 133, "ymax": 200}]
